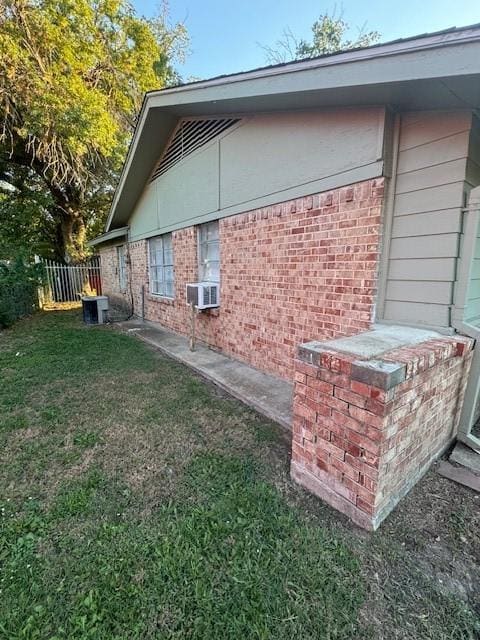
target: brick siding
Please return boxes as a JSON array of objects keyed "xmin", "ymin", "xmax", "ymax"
[
  {"xmin": 100, "ymin": 178, "xmax": 384, "ymax": 380},
  {"xmin": 100, "ymin": 245, "xmax": 123, "ymax": 297},
  {"xmin": 291, "ymin": 334, "xmax": 474, "ymax": 529},
  {"xmin": 99, "ymin": 175, "xmax": 475, "ymax": 528}
]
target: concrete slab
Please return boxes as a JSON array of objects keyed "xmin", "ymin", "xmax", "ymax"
[
  {"xmin": 117, "ymin": 320, "xmax": 293, "ymax": 430},
  {"xmin": 450, "ymin": 442, "xmax": 480, "ymax": 474},
  {"xmin": 438, "ymin": 461, "xmax": 480, "ymax": 491},
  {"xmin": 320, "ymin": 325, "xmax": 441, "ymax": 359}
]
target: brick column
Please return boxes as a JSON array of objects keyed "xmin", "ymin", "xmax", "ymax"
[{"xmin": 291, "ymin": 332, "xmax": 474, "ymax": 530}]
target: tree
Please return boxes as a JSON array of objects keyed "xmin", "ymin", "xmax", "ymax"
[
  {"xmin": 262, "ymin": 9, "xmax": 380, "ymax": 64},
  {"xmin": 0, "ymin": 164, "xmax": 57, "ymax": 260},
  {"xmin": 0, "ymin": 0, "xmax": 188, "ymax": 262}
]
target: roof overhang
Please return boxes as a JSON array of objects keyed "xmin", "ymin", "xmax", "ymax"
[
  {"xmin": 88, "ymin": 226, "xmax": 128, "ymax": 248},
  {"xmin": 106, "ymin": 24, "xmax": 480, "ymax": 233}
]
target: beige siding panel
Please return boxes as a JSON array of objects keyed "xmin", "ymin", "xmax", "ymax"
[
  {"xmin": 384, "ymin": 300, "xmax": 451, "ymax": 326},
  {"xmin": 388, "ymin": 258, "xmax": 457, "ymax": 281},
  {"xmin": 217, "ymin": 162, "xmax": 382, "ymax": 220},
  {"xmin": 129, "ymin": 108, "xmax": 386, "ymax": 241},
  {"xmin": 382, "ymin": 111, "xmax": 476, "ymax": 329},
  {"xmin": 393, "ymin": 182, "xmax": 465, "ymax": 216},
  {"xmin": 130, "ymin": 143, "xmax": 219, "ymax": 240},
  {"xmin": 392, "ymin": 209, "xmax": 462, "ymax": 238},
  {"xmin": 128, "ymin": 182, "xmax": 158, "ymax": 238},
  {"xmin": 399, "ymin": 112, "xmax": 472, "ymax": 151},
  {"xmin": 397, "ymin": 131, "xmax": 470, "ymax": 174},
  {"xmin": 389, "ymin": 234, "xmax": 459, "ymax": 259},
  {"xmin": 157, "ymin": 142, "xmax": 219, "ymax": 228},
  {"xmin": 386, "ymin": 280, "xmax": 453, "ymax": 305},
  {"xmin": 219, "ymin": 109, "xmax": 384, "ymax": 209},
  {"xmin": 395, "ymin": 158, "xmax": 467, "ymax": 194}
]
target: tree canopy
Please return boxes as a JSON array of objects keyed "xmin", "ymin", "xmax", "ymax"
[
  {"xmin": 0, "ymin": 0, "xmax": 188, "ymax": 262},
  {"xmin": 263, "ymin": 11, "xmax": 380, "ymax": 64}
]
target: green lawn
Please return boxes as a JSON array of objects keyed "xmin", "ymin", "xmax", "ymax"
[{"xmin": 1, "ymin": 311, "xmax": 479, "ymax": 640}]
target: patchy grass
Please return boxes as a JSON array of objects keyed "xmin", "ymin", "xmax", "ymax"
[{"xmin": 0, "ymin": 311, "xmax": 479, "ymax": 639}]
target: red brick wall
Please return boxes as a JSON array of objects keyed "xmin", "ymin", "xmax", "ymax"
[
  {"xmin": 291, "ymin": 335, "xmax": 474, "ymax": 529},
  {"xmin": 100, "ymin": 245, "xmax": 128, "ymax": 302},
  {"xmin": 100, "ymin": 178, "xmax": 384, "ymax": 379}
]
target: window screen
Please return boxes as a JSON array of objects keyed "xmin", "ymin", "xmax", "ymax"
[
  {"xmin": 198, "ymin": 221, "xmax": 220, "ymax": 282},
  {"xmin": 149, "ymin": 233, "xmax": 174, "ymax": 298}
]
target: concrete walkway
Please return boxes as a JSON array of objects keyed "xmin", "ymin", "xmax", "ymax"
[{"xmin": 116, "ymin": 319, "xmax": 293, "ymax": 430}]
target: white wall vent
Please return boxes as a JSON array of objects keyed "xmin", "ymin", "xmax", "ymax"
[{"xmin": 151, "ymin": 117, "xmax": 240, "ymax": 181}]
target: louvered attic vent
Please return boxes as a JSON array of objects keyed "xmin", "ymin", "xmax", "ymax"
[{"xmin": 150, "ymin": 117, "xmax": 240, "ymax": 181}]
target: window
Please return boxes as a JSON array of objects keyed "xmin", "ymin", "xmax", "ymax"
[
  {"xmin": 198, "ymin": 221, "xmax": 220, "ymax": 282},
  {"xmin": 117, "ymin": 245, "xmax": 126, "ymax": 292},
  {"xmin": 149, "ymin": 233, "xmax": 174, "ymax": 298}
]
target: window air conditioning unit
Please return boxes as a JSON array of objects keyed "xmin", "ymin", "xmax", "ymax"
[
  {"xmin": 82, "ymin": 295, "xmax": 109, "ymax": 324},
  {"xmin": 186, "ymin": 282, "xmax": 220, "ymax": 310}
]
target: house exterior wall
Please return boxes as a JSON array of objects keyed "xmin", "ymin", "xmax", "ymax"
[
  {"xmin": 382, "ymin": 111, "xmax": 474, "ymax": 329},
  {"xmin": 99, "ymin": 244, "xmax": 127, "ymax": 300},
  {"xmin": 291, "ymin": 333, "xmax": 474, "ymax": 529},
  {"xmin": 100, "ymin": 178, "xmax": 384, "ymax": 380},
  {"xmin": 464, "ymin": 115, "xmax": 480, "ymax": 325},
  {"xmin": 128, "ymin": 108, "xmax": 386, "ymax": 242},
  {"xmin": 98, "ymin": 106, "xmax": 480, "ymax": 529}
]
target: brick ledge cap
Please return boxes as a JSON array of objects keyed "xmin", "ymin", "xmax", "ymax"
[
  {"xmin": 298, "ymin": 330, "xmax": 474, "ymax": 389},
  {"xmin": 350, "ymin": 359, "xmax": 406, "ymax": 390}
]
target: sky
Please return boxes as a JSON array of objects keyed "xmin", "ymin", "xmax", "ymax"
[{"xmin": 131, "ymin": 0, "xmax": 480, "ymax": 80}]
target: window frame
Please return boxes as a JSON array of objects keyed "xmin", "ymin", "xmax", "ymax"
[
  {"xmin": 148, "ymin": 233, "xmax": 175, "ymax": 299},
  {"xmin": 198, "ymin": 221, "xmax": 220, "ymax": 283},
  {"xmin": 117, "ymin": 245, "xmax": 127, "ymax": 292}
]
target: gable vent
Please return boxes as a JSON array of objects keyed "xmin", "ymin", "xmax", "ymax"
[{"xmin": 150, "ymin": 117, "xmax": 241, "ymax": 181}]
